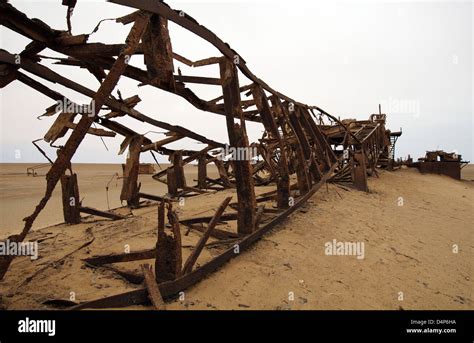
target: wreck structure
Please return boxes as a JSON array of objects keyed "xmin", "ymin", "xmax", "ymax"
[{"xmin": 0, "ymin": 0, "xmax": 401, "ymax": 309}]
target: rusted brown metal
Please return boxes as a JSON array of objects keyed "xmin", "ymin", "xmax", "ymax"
[{"xmin": 0, "ymin": 0, "xmax": 404, "ymax": 308}]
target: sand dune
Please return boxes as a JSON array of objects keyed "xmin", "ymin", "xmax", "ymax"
[{"xmin": 0, "ymin": 166, "xmax": 472, "ymax": 310}]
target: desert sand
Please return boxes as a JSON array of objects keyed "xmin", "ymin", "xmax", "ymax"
[{"xmin": 0, "ymin": 164, "xmax": 472, "ymax": 310}]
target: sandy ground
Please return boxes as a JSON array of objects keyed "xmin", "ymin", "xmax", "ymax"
[
  {"xmin": 0, "ymin": 165, "xmax": 472, "ymax": 310},
  {"xmin": 0, "ymin": 163, "xmax": 215, "ymax": 237}
]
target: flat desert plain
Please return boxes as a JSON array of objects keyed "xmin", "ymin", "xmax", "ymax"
[{"xmin": 0, "ymin": 163, "xmax": 472, "ymax": 310}]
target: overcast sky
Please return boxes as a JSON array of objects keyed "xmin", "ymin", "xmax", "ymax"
[{"xmin": 0, "ymin": 0, "xmax": 472, "ymax": 163}]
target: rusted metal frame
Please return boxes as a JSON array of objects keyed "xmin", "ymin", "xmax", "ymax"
[
  {"xmin": 141, "ymin": 264, "xmax": 166, "ymax": 310},
  {"xmin": 0, "ymin": 12, "xmax": 151, "ymax": 280},
  {"xmin": 285, "ymin": 105, "xmax": 317, "ymax": 190},
  {"xmin": 170, "ymin": 150, "xmax": 187, "ymax": 190},
  {"xmin": 0, "ymin": 51, "xmax": 226, "ymax": 148},
  {"xmin": 270, "ymin": 96, "xmax": 310, "ymax": 193},
  {"xmin": 107, "ymin": 0, "xmax": 318, "ymax": 111},
  {"xmin": 252, "ymin": 85, "xmax": 290, "ymax": 208},
  {"xmin": 141, "ymin": 134, "xmax": 184, "ymax": 152},
  {"xmin": 300, "ymin": 107, "xmax": 337, "ymax": 167},
  {"xmin": 1, "ymin": 1, "xmax": 259, "ymax": 124},
  {"xmin": 292, "ymin": 106, "xmax": 324, "ymax": 182},
  {"xmin": 207, "ymin": 84, "xmax": 254, "ymax": 105},
  {"xmin": 54, "ymin": 54, "xmax": 239, "ymax": 119},
  {"xmin": 120, "ymin": 134, "xmax": 144, "ymax": 207},
  {"xmin": 152, "ymin": 146, "xmax": 213, "ymax": 180},
  {"xmin": 142, "ymin": 13, "xmax": 175, "ymax": 90},
  {"xmin": 197, "ymin": 155, "xmax": 207, "ymax": 189},
  {"xmin": 172, "ymin": 52, "xmax": 222, "ymax": 68},
  {"xmin": 184, "ymin": 223, "xmax": 239, "ymax": 241},
  {"xmin": 155, "ymin": 201, "xmax": 183, "ymax": 282},
  {"xmin": 219, "ymin": 58, "xmax": 256, "ymax": 234},
  {"xmin": 182, "ymin": 196, "xmax": 232, "ymax": 274},
  {"xmin": 174, "ymin": 75, "xmax": 221, "ymax": 85},
  {"xmin": 0, "ymin": 1, "xmax": 61, "ymax": 43},
  {"xmin": 60, "ymin": 173, "xmax": 81, "ymax": 224},
  {"xmin": 84, "ymin": 248, "xmax": 156, "ymax": 266},
  {"xmin": 272, "ymin": 96, "xmax": 310, "ymax": 193},
  {"xmin": 296, "ymin": 108, "xmax": 328, "ymax": 176},
  {"xmin": 213, "ymin": 159, "xmax": 233, "ymax": 188},
  {"xmin": 70, "ymin": 158, "xmax": 341, "ymax": 310},
  {"xmin": 79, "ymin": 206, "xmax": 125, "ymax": 221},
  {"xmin": 16, "ymin": 72, "xmax": 151, "ymax": 154},
  {"xmin": 309, "ymin": 108, "xmax": 362, "ymax": 145}
]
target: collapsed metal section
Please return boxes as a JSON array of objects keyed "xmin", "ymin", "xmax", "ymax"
[{"xmin": 0, "ymin": 0, "xmax": 400, "ymax": 308}]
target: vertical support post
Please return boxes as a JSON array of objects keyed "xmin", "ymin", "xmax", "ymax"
[
  {"xmin": 252, "ymin": 87, "xmax": 290, "ymax": 208},
  {"xmin": 142, "ymin": 14, "xmax": 175, "ymax": 90},
  {"xmin": 120, "ymin": 135, "xmax": 143, "ymax": 207},
  {"xmin": 219, "ymin": 58, "xmax": 256, "ymax": 235},
  {"xmin": 197, "ymin": 155, "xmax": 207, "ymax": 189},
  {"xmin": 214, "ymin": 159, "xmax": 231, "ymax": 188},
  {"xmin": 352, "ymin": 149, "xmax": 368, "ymax": 192},
  {"xmin": 171, "ymin": 150, "xmax": 186, "ymax": 189},
  {"xmin": 166, "ymin": 168, "xmax": 178, "ymax": 197},
  {"xmin": 155, "ymin": 201, "xmax": 182, "ymax": 282},
  {"xmin": 60, "ymin": 172, "xmax": 81, "ymax": 224}
]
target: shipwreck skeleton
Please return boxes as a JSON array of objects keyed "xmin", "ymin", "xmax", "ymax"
[{"xmin": 0, "ymin": 0, "xmax": 401, "ymax": 309}]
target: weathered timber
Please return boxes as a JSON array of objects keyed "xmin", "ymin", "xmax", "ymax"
[
  {"xmin": 120, "ymin": 135, "xmax": 144, "ymax": 207},
  {"xmin": 182, "ymin": 196, "xmax": 232, "ymax": 274},
  {"xmin": 141, "ymin": 264, "xmax": 166, "ymax": 310}
]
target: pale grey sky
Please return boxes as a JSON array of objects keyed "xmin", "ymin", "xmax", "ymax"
[{"xmin": 0, "ymin": 0, "xmax": 472, "ymax": 163}]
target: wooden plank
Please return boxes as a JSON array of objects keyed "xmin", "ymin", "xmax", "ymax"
[
  {"xmin": 166, "ymin": 168, "xmax": 178, "ymax": 197},
  {"xmin": 213, "ymin": 159, "xmax": 231, "ymax": 188},
  {"xmin": 141, "ymin": 134, "xmax": 183, "ymax": 152},
  {"xmin": 182, "ymin": 196, "xmax": 232, "ymax": 274},
  {"xmin": 174, "ymin": 75, "xmax": 221, "ymax": 85},
  {"xmin": 142, "ymin": 13, "xmax": 175, "ymax": 89},
  {"xmin": 155, "ymin": 203, "xmax": 182, "ymax": 282},
  {"xmin": 0, "ymin": 12, "xmax": 151, "ymax": 281},
  {"xmin": 197, "ymin": 155, "xmax": 207, "ymax": 189},
  {"xmin": 79, "ymin": 206, "xmax": 125, "ymax": 220},
  {"xmin": 171, "ymin": 150, "xmax": 186, "ymax": 189},
  {"xmin": 70, "ymin": 158, "xmax": 341, "ymax": 310},
  {"xmin": 60, "ymin": 173, "xmax": 81, "ymax": 224},
  {"xmin": 83, "ymin": 248, "xmax": 156, "ymax": 266},
  {"xmin": 252, "ymin": 87, "xmax": 290, "ymax": 208},
  {"xmin": 219, "ymin": 58, "xmax": 256, "ymax": 234},
  {"xmin": 120, "ymin": 135, "xmax": 144, "ymax": 207}
]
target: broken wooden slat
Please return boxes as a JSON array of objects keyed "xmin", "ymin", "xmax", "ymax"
[
  {"xmin": 70, "ymin": 158, "xmax": 341, "ymax": 310},
  {"xmin": 142, "ymin": 13, "xmax": 175, "ymax": 90},
  {"xmin": 60, "ymin": 172, "xmax": 81, "ymax": 224},
  {"xmin": 141, "ymin": 134, "xmax": 183, "ymax": 152},
  {"xmin": 83, "ymin": 248, "xmax": 156, "ymax": 266},
  {"xmin": 120, "ymin": 135, "xmax": 144, "ymax": 207},
  {"xmin": 140, "ymin": 264, "xmax": 166, "ymax": 310},
  {"xmin": 155, "ymin": 203, "xmax": 182, "ymax": 282},
  {"xmin": 182, "ymin": 196, "xmax": 232, "ymax": 274},
  {"xmin": 79, "ymin": 206, "xmax": 125, "ymax": 221}
]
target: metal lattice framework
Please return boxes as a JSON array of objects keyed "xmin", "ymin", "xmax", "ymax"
[{"xmin": 0, "ymin": 0, "xmax": 400, "ymax": 309}]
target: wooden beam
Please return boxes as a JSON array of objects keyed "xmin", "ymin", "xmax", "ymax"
[
  {"xmin": 219, "ymin": 58, "xmax": 256, "ymax": 235},
  {"xmin": 60, "ymin": 173, "xmax": 81, "ymax": 224},
  {"xmin": 141, "ymin": 264, "xmax": 166, "ymax": 310},
  {"xmin": 182, "ymin": 196, "xmax": 232, "ymax": 274},
  {"xmin": 120, "ymin": 135, "xmax": 144, "ymax": 207},
  {"xmin": 79, "ymin": 206, "xmax": 125, "ymax": 221}
]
